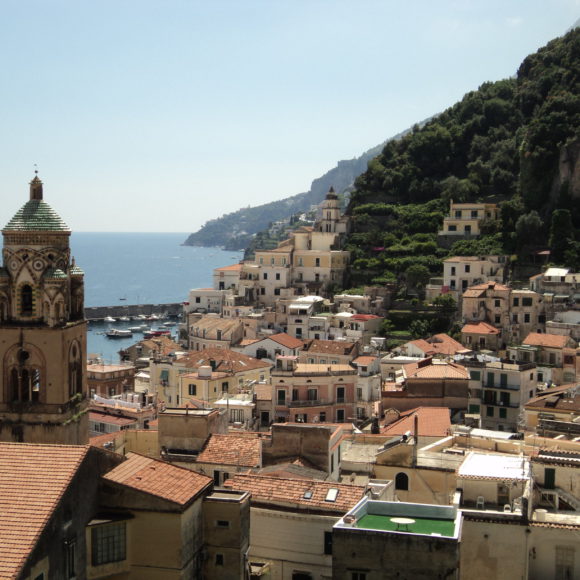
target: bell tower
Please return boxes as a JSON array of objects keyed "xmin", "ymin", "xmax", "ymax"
[{"xmin": 0, "ymin": 175, "xmax": 88, "ymax": 444}]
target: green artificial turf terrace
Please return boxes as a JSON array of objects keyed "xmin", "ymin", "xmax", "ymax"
[{"xmin": 356, "ymin": 514, "xmax": 456, "ymax": 537}]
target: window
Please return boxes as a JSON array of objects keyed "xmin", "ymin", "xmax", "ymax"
[
  {"xmin": 64, "ymin": 537, "xmax": 76, "ymax": 579},
  {"xmin": 91, "ymin": 522, "xmax": 126, "ymax": 566},
  {"xmin": 21, "ymin": 284, "xmax": 34, "ymax": 315},
  {"xmin": 512, "ymin": 314, "xmax": 518, "ymax": 323},
  {"xmin": 500, "ymin": 373, "xmax": 508, "ymax": 388},
  {"xmin": 215, "ymin": 553, "xmax": 224, "ymax": 566},
  {"xmin": 357, "ymin": 387, "xmax": 363, "ymax": 400},
  {"xmin": 324, "ymin": 531, "xmax": 333, "ymax": 555},
  {"xmin": 486, "ymin": 406, "xmax": 494, "ymax": 417},
  {"xmin": 336, "ymin": 409, "xmax": 345, "ymax": 422},
  {"xmin": 292, "ymin": 388, "xmax": 299, "ymax": 401},
  {"xmin": 499, "ymin": 408, "xmax": 507, "ymax": 419},
  {"xmin": 469, "ymin": 370, "xmax": 481, "ymax": 381},
  {"xmin": 188, "ymin": 384, "xmax": 196, "ymax": 396},
  {"xmin": 319, "ymin": 411, "xmax": 326, "ymax": 422},
  {"xmin": 336, "ymin": 386, "xmax": 345, "ymax": 403},
  {"xmin": 351, "ymin": 573, "xmax": 367, "ymax": 580},
  {"xmin": 274, "ymin": 288, "xmax": 281, "ymax": 296},
  {"xmin": 195, "ymin": 296, "xmax": 201, "ymax": 303},
  {"xmin": 275, "ymin": 272, "xmax": 281, "ymax": 280},
  {"xmin": 216, "ymin": 520, "xmax": 230, "ymax": 528},
  {"xmin": 263, "ymin": 273, "xmax": 268, "ymax": 280},
  {"xmin": 495, "ymin": 315, "xmax": 501, "ymax": 324},
  {"xmin": 487, "ymin": 372, "xmax": 494, "ymax": 387},
  {"xmin": 315, "ymin": 258, "xmax": 320, "ymax": 267},
  {"xmin": 221, "ymin": 382, "xmax": 229, "ymax": 392},
  {"xmin": 555, "ymin": 546, "xmax": 575, "ymax": 579},
  {"xmin": 465, "ymin": 264, "xmax": 470, "ymax": 273},
  {"xmin": 395, "ymin": 472, "xmax": 409, "ymax": 491},
  {"xmin": 494, "ymin": 299, "xmax": 500, "ymax": 307},
  {"xmin": 307, "ymin": 388, "xmax": 317, "ymax": 401},
  {"xmin": 298, "ymin": 258, "xmax": 303, "ymax": 267},
  {"xmin": 277, "ymin": 390, "xmax": 286, "ymax": 405},
  {"xmin": 513, "ymin": 297, "xmax": 519, "ymax": 307},
  {"xmin": 450, "ymin": 267, "xmax": 456, "ymax": 276},
  {"xmin": 524, "ymin": 313, "xmax": 530, "ymax": 323},
  {"xmin": 522, "ymin": 297, "xmax": 533, "ymax": 307},
  {"xmin": 448, "ymin": 225, "xmax": 457, "ymax": 231}
]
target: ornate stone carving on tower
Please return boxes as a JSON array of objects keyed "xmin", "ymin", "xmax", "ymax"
[{"xmin": 0, "ymin": 175, "xmax": 88, "ymax": 444}]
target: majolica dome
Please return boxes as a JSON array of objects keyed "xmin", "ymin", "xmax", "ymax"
[{"xmin": 3, "ymin": 176, "xmax": 70, "ymax": 233}]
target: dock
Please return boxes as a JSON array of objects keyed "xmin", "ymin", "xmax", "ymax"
[{"xmin": 85, "ymin": 302, "xmax": 182, "ymax": 322}]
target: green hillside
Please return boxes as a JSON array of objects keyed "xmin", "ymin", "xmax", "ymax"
[{"xmin": 345, "ymin": 28, "xmax": 580, "ymax": 287}]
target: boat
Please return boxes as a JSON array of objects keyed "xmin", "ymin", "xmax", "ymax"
[
  {"xmin": 143, "ymin": 329, "xmax": 172, "ymax": 339},
  {"xmin": 104, "ymin": 316, "xmax": 116, "ymax": 323},
  {"xmin": 106, "ymin": 329, "xmax": 133, "ymax": 338},
  {"xmin": 163, "ymin": 321, "xmax": 176, "ymax": 327},
  {"xmin": 119, "ymin": 316, "xmax": 130, "ymax": 322},
  {"xmin": 129, "ymin": 325, "xmax": 148, "ymax": 332}
]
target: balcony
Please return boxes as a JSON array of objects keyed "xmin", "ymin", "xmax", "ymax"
[
  {"xmin": 483, "ymin": 382, "xmax": 520, "ymax": 391},
  {"xmin": 288, "ymin": 399, "xmax": 330, "ymax": 408},
  {"xmin": 482, "ymin": 399, "xmax": 519, "ymax": 409}
]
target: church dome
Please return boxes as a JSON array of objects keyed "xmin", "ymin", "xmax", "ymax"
[{"xmin": 2, "ymin": 176, "xmax": 70, "ymax": 233}]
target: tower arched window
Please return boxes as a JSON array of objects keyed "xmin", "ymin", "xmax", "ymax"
[
  {"xmin": 21, "ymin": 285, "xmax": 33, "ymax": 315},
  {"xmin": 395, "ymin": 472, "xmax": 409, "ymax": 491}
]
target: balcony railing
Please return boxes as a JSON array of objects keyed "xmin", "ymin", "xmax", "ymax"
[
  {"xmin": 483, "ymin": 382, "xmax": 520, "ymax": 391},
  {"xmin": 288, "ymin": 399, "xmax": 330, "ymax": 408}
]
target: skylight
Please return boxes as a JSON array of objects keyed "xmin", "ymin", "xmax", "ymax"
[
  {"xmin": 325, "ymin": 488, "xmax": 339, "ymax": 502},
  {"xmin": 303, "ymin": 490, "xmax": 313, "ymax": 500}
]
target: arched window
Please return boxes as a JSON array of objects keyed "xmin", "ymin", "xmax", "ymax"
[
  {"xmin": 395, "ymin": 472, "xmax": 409, "ymax": 491},
  {"xmin": 21, "ymin": 285, "xmax": 33, "ymax": 315}
]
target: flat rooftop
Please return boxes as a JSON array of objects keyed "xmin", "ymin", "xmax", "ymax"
[
  {"xmin": 336, "ymin": 498, "xmax": 461, "ymax": 540},
  {"xmin": 458, "ymin": 452, "xmax": 530, "ymax": 481}
]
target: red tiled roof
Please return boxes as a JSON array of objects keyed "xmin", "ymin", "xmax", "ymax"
[
  {"xmin": 381, "ymin": 407, "xmax": 451, "ymax": 437},
  {"xmin": 0, "ymin": 443, "xmax": 90, "ymax": 579},
  {"xmin": 89, "ymin": 412, "xmax": 136, "ymax": 426},
  {"xmin": 215, "ymin": 263, "xmax": 242, "ymax": 271},
  {"xmin": 350, "ymin": 314, "xmax": 381, "ymax": 321},
  {"xmin": 461, "ymin": 321, "xmax": 500, "ymax": 335},
  {"xmin": 268, "ymin": 333, "xmax": 304, "ymax": 349},
  {"xmin": 404, "ymin": 359, "xmax": 469, "ymax": 380},
  {"xmin": 223, "ymin": 473, "xmax": 365, "ymax": 513},
  {"xmin": 90, "ymin": 430, "xmax": 126, "ymax": 450},
  {"xmin": 523, "ymin": 333, "xmax": 570, "ymax": 349},
  {"xmin": 138, "ymin": 335, "xmax": 182, "ymax": 355},
  {"xmin": 103, "ymin": 452, "xmax": 212, "ymax": 506},
  {"xmin": 302, "ymin": 339, "xmax": 358, "ymax": 356},
  {"xmin": 178, "ymin": 347, "xmax": 271, "ymax": 373},
  {"xmin": 352, "ymin": 355, "xmax": 378, "ymax": 366},
  {"xmin": 197, "ymin": 434, "xmax": 262, "ymax": 467}
]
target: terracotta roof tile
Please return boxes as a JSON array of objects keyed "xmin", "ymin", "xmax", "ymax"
[
  {"xmin": 178, "ymin": 347, "xmax": 271, "ymax": 373},
  {"xmin": 197, "ymin": 434, "xmax": 262, "ymax": 467},
  {"xmin": 523, "ymin": 333, "xmax": 571, "ymax": 349},
  {"xmin": 268, "ymin": 333, "xmax": 304, "ymax": 349},
  {"xmin": 404, "ymin": 359, "xmax": 469, "ymax": 380},
  {"xmin": 302, "ymin": 339, "xmax": 358, "ymax": 356},
  {"xmin": 215, "ymin": 263, "xmax": 242, "ymax": 271},
  {"xmin": 104, "ymin": 452, "xmax": 212, "ymax": 506},
  {"xmin": 461, "ymin": 321, "xmax": 500, "ymax": 335},
  {"xmin": 223, "ymin": 473, "xmax": 365, "ymax": 513},
  {"xmin": 381, "ymin": 407, "xmax": 451, "ymax": 437},
  {"xmin": 0, "ymin": 443, "xmax": 89, "ymax": 579},
  {"xmin": 352, "ymin": 355, "xmax": 378, "ymax": 366}
]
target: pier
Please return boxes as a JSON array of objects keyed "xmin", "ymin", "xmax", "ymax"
[{"xmin": 85, "ymin": 302, "xmax": 183, "ymax": 322}]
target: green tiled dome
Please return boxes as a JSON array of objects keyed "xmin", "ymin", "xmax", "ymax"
[
  {"xmin": 44, "ymin": 268, "xmax": 68, "ymax": 279},
  {"xmin": 3, "ymin": 199, "xmax": 70, "ymax": 232}
]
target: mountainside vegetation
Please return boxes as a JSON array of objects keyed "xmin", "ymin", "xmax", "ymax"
[
  {"xmin": 183, "ymin": 143, "xmax": 385, "ymax": 250},
  {"xmin": 345, "ymin": 28, "xmax": 580, "ymax": 287}
]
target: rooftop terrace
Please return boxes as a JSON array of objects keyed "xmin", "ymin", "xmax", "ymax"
[{"xmin": 336, "ymin": 497, "xmax": 462, "ymax": 540}]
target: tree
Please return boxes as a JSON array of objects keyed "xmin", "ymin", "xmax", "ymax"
[
  {"xmin": 549, "ymin": 209, "xmax": 574, "ymax": 262},
  {"xmin": 405, "ymin": 264, "xmax": 430, "ymax": 290},
  {"xmin": 409, "ymin": 319, "xmax": 431, "ymax": 339},
  {"xmin": 515, "ymin": 211, "xmax": 544, "ymax": 248}
]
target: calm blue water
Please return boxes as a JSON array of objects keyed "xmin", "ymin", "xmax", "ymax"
[{"xmin": 71, "ymin": 233, "xmax": 243, "ymax": 362}]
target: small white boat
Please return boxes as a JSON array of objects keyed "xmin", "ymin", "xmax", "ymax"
[
  {"xmin": 106, "ymin": 329, "xmax": 133, "ymax": 338},
  {"xmin": 119, "ymin": 316, "xmax": 130, "ymax": 322},
  {"xmin": 104, "ymin": 316, "xmax": 116, "ymax": 323}
]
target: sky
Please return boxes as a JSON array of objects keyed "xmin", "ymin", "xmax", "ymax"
[{"xmin": 0, "ymin": 0, "xmax": 578, "ymax": 233}]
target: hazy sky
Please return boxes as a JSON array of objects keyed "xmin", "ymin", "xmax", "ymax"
[{"xmin": 1, "ymin": 1, "xmax": 578, "ymax": 233}]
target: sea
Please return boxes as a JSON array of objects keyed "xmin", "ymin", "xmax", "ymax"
[{"xmin": 71, "ymin": 232, "xmax": 243, "ymax": 363}]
